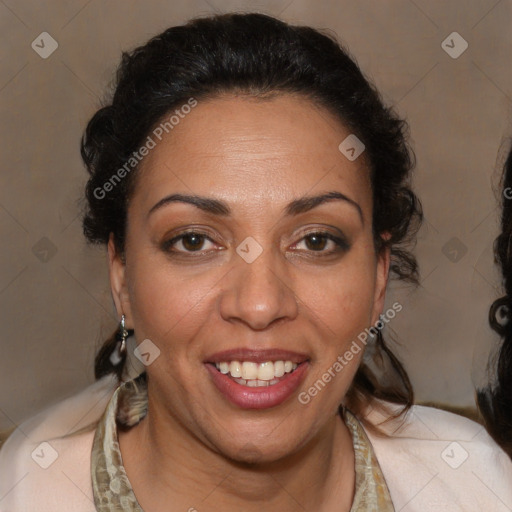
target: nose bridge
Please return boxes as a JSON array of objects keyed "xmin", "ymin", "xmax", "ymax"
[{"xmin": 220, "ymin": 240, "xmax": 298, "ymax": 329}]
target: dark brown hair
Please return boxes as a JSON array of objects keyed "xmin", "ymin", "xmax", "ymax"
[
  {"xmin": 81, "ymin": 12, "xmax": 422, "ymax": 422},
  {"xmin": 477, "ymin": 144, "xmax": 512, "ymax": 457}
]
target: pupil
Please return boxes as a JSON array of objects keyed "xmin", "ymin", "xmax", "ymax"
[
  {"xmin": 183, "ymin": 234, "xmax": 203, "ymax": 251},
  {"xmin": 306, "ymin": 234, "xmax": 326, "ymax": 251}
]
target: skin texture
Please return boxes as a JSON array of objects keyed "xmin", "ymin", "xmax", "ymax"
[{"xmin": 110, "ymin": 94, "xmax": 390, "ymax": 511}]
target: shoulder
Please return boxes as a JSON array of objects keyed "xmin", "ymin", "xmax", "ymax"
[
  {"xmin": 361, "ymin": 402, "xmax": 512, "ymax": 511},
  {"xmin": 0, "ymin": 375, "xmax": 118, "ymax": 512}
]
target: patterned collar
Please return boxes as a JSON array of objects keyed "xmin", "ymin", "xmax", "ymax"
[{"xmin": 91, "ymin": 374, "xmax": 394, "ymax": 511}]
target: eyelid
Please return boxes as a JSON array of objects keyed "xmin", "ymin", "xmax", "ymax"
[
  {"xmin": 289, "ymin": 229, "xmax": 350, "ymax": 253},
  {"xmin": 295, "ymin": 225, "xmax": 347, "ymax": 238},
  {"xmin": 292, "ymin": 225, "xmax": 350, "ymax": 245}
]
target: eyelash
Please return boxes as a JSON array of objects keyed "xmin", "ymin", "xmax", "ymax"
[{"xmin": 160, "ymin": 229, "xmax": 350, "ymax": 258}]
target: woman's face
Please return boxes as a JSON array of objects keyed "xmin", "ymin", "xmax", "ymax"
[{"xmin": 110, "ymin": 94, "xmax": 389, "ymax": 462}]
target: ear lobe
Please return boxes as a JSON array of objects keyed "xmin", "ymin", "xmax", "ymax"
[{"xmin": 108, "ymin": 233, "xmax": 132, "ymax": 323}]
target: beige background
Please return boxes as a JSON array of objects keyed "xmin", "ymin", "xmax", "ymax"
[{"xmin": 1, "ymin": 0, "xmax": 511, "ymax": 430}]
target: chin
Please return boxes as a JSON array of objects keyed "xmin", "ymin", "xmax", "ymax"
[{"xmin": 212, "ymin": 427, "xmax": 305, "ymax": 466}]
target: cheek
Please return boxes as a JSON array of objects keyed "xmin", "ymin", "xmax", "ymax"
[
  {"xmin": 300, "ymin": 253, "xmax": 377, "ymax": 344},
  {"xmin": 297, "ymin": 255, "xmax": 377, "ymax": 410},
  {"xmin": 126, "ymin": 254, "xmax": 219, "ymax": 349}
]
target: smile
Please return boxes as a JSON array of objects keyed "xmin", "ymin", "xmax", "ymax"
[
  {"xmin": 214, "ymin": 360, "xmax": 299, "ymax": 387},
  {"xmin": 204, "ymin": 349, "xmax": 310, "ymax": 409}
]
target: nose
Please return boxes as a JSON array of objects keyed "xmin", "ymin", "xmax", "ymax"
[{"xmin": 219, "ymin": 244, "xmax": 299, "ymax": 330}]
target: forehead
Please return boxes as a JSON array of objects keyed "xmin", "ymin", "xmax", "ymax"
[{"xmin": 132, "ymin": 94, "xmax": 371, "ymax": 214}]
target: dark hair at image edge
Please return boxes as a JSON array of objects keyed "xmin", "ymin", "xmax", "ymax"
[
  {"xmin": 477, "ymin": 144, "xmax": 512, "ymax": 458},
  {"xmin": 81, "ymin": 12, "xmax": 423, "ymax": 433}
]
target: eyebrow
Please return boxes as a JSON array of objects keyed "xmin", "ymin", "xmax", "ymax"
[{"xmin": 148, "ymin": 191, "xmax": 363, "ymax": 223}]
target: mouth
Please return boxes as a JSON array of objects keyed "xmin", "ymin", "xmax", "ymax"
[
  {"xmin": 212, "ymin": 360, "xmax": 299, "ymax": 387},
  {"xmin": 204, "ymin": 349, "xmax": 310, "ymax": 409}
]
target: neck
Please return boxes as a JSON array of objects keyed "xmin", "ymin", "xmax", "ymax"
[{"xmin": 119, "ymin": 388, "xmax": 355, "ymax": 512}]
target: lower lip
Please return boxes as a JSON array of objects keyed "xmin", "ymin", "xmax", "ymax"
[{"xmin": 205, "ymin": 363, "xmax": 309, "ymax": 410}]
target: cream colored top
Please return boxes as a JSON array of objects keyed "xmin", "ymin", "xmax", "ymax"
[{"xmin": 1, "ymin": 373, "xmax": 512, "ymax": 511}]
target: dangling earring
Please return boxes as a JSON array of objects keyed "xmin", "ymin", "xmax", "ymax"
[{"xmin": 118, "ymin": 314, "xmax": 128, "ymax": 356}]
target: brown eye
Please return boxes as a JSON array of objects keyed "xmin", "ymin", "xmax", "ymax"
[
  {"xmin": 293, "ymin": 231, "xmax": 350, "ymax": 255},
  {"xmin": 181, "ymin": 233, "xmax": 206, "ymax": 251},
  {"xmin": 304, "ymin": 233, "xmax": 328, "ymax": 251},
  {"xmin": 161, "ymin": 231, "xmax": 216, "ymax": 254}
]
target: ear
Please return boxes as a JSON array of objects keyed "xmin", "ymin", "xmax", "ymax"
[
  {"xmin": 371, "ymin": 240, "xmax": 391, "ymax": 325},
  {"xmin": 108, "ymin": 233, "xmax": 133, "ymax": 327}
]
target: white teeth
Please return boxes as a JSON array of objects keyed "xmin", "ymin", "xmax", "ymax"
[
  {"xmin": 230, "ymin": 361, "xmax": 242, "ymax": 378},
  {"xmin": 274, "ymin": 360, "xmax": 285, "ymax": 378},
  {"xmin": 214, "ymin": 359, "xmax": 300, "ymax": 384},
  {"xmin": 241, "ymin": 362, "xmax": 259, "ymax": 380},
  {"xmin": 257, "ymin": 361, "xmax": 274, "ymax": 381},
  {"xmin": 232, "ymin": 377, "xmax": 281, "ymax": 387}
]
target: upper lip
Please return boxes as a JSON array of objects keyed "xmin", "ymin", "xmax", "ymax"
[{"xmin": 205, "ymin": 348, "xmax": 310, "ymax": 364}]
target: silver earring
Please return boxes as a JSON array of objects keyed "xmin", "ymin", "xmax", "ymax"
[{"xmin": 119, "ymin": 314, "xmax": 128, "ymax": 356}]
